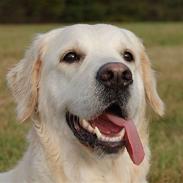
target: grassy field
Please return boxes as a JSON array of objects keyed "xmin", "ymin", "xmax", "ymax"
[{"xmin": 0, "ymin": 23, "xmax": 183, "ymax": 183}]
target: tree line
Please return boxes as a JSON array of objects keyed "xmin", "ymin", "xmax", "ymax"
[{"xmin": 0, "ymin": 0, "xmax": 183, "ymax": 23}]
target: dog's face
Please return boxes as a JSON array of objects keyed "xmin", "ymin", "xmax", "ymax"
[{"xmin": 7, "ymin": 24, "xmax": 164, "ymax": 163}]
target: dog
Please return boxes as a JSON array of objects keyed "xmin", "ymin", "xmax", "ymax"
[{"xmin": 0, "ymin": 24, "xmax": 164, "ymax": 183}]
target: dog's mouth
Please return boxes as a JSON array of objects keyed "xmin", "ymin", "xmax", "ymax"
[{"xmin": 66, "ymin": 103, "xmax": 145, "ymax": 165}]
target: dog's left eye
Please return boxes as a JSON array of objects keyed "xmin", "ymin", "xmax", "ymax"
[
  {"xmin": 62, "ymin": 52, "xmax": 80, "ymax": 63},
  {"xmin": 123, "ymin": 51, "xmax": 134, "ymax": 62}
]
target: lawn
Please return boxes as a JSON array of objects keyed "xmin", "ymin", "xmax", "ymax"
[{"xmin": 0, "ymin": 23, "xmax": 183, "ymax": 183}]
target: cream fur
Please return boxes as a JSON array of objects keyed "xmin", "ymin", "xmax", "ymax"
[{"xmin": 0, "ymin": 24, "xmax": 164, "ymax": 183}]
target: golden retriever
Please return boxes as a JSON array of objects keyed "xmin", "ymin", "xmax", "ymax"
[{"xmin": 0, "ymin": 24, "xmax": 164, "ymax": 183}]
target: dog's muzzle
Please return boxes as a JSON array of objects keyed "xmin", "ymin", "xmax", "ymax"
[{"xmin": 65, "ymin": 62, "xmax": 144, "ymax": 165}]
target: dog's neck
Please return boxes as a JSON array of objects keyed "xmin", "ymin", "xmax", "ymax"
[{"xmin": 30, "ymin": 113, "xmax": 67, "ymax": 183}]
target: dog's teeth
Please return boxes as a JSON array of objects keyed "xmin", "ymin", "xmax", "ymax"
[
  {"xmin": 94, "ymin": 127, "xmax": 102, "ymax": 139},
  {"xmin": 87, "ymin": 124, "xmax": 94, "ymax": 133},
  {"xmin": 81, "ymin": 120, "xmax": 94, "ymax": 133},
  {"xmin": 115, "ymin": 136, "xmax": 121, "ymax": 141},
  {"xmin": 93, "ymin": 126, "xmax": 126, "ymax": 142},
  {"xmin": 100, "ymin": 136, "xmax": 106, "ymax": 141},
  {"xmin": 106, "ymin": 137, "xmax": 115, "ymax": 142},
  {"xmin": 108, "ymin": 137, "xmax": 115, "ymax": 142},
  {"xmin": 101, "ymin": 135, "xmax": 108, "ymax": 142},
  {"xmin": 105, "ymin": 137, "xmax": 111, "ymax": 142},
  {"xmin": 81, "ymin": 119, "xmax": 89, "ymax": 128},
  {"xmin": 102, "ymin": 137, "xmax": 107, "ymax": 142},
  {"xmin": 81, "ymin": 120, "xmax": 125, "ymax": 142},
  {"xmin": 119, "ymin": 129, "xmax": 125, "ymax": 138}
]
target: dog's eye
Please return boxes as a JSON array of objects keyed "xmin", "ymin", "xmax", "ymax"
[
  {"xmin": 62, "ymin": 52, "xmax": 80, "ymax": 63},
  {"xmin": 123, "ymin": 51, "xmax": 134, "ymax": 62}
]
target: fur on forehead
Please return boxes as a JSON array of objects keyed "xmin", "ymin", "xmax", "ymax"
[{"xmin": 46, "ymin": 24, "xmax": 141, "ymax": 46}]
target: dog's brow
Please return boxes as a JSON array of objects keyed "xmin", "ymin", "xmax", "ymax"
[{"xmin": 61, "ymin": 41, "xmax": 86, "ymax": 56}]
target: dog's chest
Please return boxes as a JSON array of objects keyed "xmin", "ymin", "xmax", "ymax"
[{"xmin": 64, "ymin": 158, "xmax": 132, "ymax": 183}]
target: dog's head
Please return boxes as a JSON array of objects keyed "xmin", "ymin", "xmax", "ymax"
[{"xmin": 7, "ymin": 24, "xmax": 164, "ymax": 164}]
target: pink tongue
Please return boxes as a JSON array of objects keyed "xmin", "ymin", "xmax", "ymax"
[{"xmin": 93, "ymin": 114, "xmax": 145, "ymax": 165}]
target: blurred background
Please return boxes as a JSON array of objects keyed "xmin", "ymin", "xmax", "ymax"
[
  {"xmin": 0, "ymin": 1, "xmax": 183, "ymax": 183},
  {"xmin": 1, "ymin": 0, "xmax": 183, "ymax": 23}
]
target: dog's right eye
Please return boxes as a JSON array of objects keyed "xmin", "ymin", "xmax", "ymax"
[{"xmin": 62, "ymin": 52, "xmax": 80, "ymax": 64}]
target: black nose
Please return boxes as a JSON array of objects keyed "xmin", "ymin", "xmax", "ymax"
[{"xmin": 96, "ymin": 62, "xmax": 133, "ymax": 88}]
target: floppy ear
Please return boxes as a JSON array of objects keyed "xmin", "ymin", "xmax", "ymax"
[
  {"xmin": 141, "ymin": 50, "xmax": 165, "ymax": 116},
  {"xmin": 7, "ymin": 35, "xmax": 44, "ymax": 122}
]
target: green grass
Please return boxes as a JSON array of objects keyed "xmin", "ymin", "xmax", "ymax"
[{"xmin": 0, "ymin": 23, "xmax": 183, "ymax": 183}]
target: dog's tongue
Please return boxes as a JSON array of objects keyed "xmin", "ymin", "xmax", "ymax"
[{"xmin": 91, "ymin": 114, "xmax": 145, "ymax": 165}]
